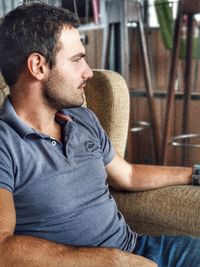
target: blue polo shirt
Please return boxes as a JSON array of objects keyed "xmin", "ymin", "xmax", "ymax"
[{"xmin": 0, "ymin": 97, "xmax": 137, "ymax": 252}]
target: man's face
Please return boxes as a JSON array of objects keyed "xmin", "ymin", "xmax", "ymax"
[{"xmin": 42, "ymin": 27, "xmax": 93, "ymax": 110}]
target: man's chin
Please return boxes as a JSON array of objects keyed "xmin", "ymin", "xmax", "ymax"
[
  {"xmin": 45, "ymin": 94, "xmax": 85, "ymax": 110},
  {"xmin": 60, "ymin": 99, "xmax": 85, "ymax": 109}
]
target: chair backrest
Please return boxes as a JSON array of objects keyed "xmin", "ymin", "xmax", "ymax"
[
  {"xmin": 0, "ymin": 70, "xmax": 130, "ymax": 158},
  {"xmin": 85, "ymin": 69, "xmax": 130, "ymax": 158},
  {"xmin": 0, "ymin": 74, "xmax": 9, "ymax": 108}
]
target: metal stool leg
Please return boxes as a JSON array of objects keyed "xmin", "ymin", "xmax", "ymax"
[
  {"xmin": 161, "ymin": 0, "xmax": 184, "ymax": 165},
  {"xmin": 136, "ymin": 2, "xmax": 161, "ymax": 163},
  {"xmin": 181, "ymin": 14, "xmax": 194, "ymax": 164}
]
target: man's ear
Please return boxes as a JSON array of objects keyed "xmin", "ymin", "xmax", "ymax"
[{"xmin": 27, "ymin": 53, "xmax": 48, "ymax": 81}]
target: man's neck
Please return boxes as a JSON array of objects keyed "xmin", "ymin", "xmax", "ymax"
[{"xmin": 10, "ymin": 91, "xmax": 62, "ymax": 142}]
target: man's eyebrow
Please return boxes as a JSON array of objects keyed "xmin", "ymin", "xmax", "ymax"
[{"xmin": 70, "ymin": 53, "xmax": 86, "ymax": 60}]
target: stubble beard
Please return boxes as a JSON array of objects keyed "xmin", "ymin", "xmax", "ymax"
[{"xmin": 42, "ymin": 76, "xmax": 85, "ymax": 111}]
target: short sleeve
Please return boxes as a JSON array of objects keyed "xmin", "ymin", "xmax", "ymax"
[{"xmin": 0, "ymin": 138, "xmax": 14, "ymax": 192}]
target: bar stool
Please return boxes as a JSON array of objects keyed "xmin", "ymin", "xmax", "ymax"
[
  {"xmin": 161, "ymin": 0, "xmax": 200, "ymax": 165},
  {"xmin": 103, "ymin": 0, "xmax": 161, "ymax": 163}
]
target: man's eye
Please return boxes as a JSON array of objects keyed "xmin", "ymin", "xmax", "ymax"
[{"xmin": 73, "ymin": 58, "xmax": 82, "ymax": 62}]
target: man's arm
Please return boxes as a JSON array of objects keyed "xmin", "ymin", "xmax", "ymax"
[
  {"xmin": 0, "ymin": 189, "xmax": 156, "ymax": 267},
  {"xmin": 106, "ymin": 154, "xmax": 193, "ymax": 191}
]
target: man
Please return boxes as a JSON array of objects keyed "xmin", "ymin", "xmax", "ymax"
[{"xmin": 0, "ymin": 3, "xmax": 199, "ymax": 267}]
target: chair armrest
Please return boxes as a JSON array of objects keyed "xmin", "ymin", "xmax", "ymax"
[{"xmin": 111, "ymin": 185, "xmax": 200, "ymax": 237}]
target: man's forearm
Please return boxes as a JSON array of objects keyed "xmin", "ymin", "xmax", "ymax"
[
  {"xmin": 0, "ymin": 234, "xmax": 114, "ymax": 267},
  {"xmin": 0, "ymin": 234, "xmax": 156, "ymax": 267},
  {"xmin": 132, "ymin": 164, "xmax": 193, "ymax": 191}
]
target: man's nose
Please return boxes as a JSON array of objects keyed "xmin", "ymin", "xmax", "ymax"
[{"xmin": 83, "ymin": 63, "xmax": 93, "ymax": 80}]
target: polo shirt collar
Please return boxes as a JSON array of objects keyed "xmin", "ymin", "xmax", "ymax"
[
  {"xmin": 0, "ymin": 96, "xmax": 35, "ymax": 138},
  {"xmin": 0, "ymin": 97, "xmax": 73, "ymax": 139}
]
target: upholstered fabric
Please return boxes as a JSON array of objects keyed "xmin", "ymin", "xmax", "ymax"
[
  {"xmin": 112, "ymin": 185, "xmax": 200, "ymax": 237},
  {"xmin": 0, "ymin": 74, "xmax": 9, "ymax": 107}
]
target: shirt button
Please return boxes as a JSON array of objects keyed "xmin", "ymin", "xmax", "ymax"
[{"xmin": 51, "ymin": 140, "xmax": 57, "ymax": 146}]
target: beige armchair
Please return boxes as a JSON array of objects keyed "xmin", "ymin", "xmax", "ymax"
[
  {"xmin": 85, "ymin": 69, "xmax": 200, "ymax": 238},
  {"xmin": 1, "ymin": 70, "xmax": 200, "ymax": 238},
  {"xmin": 0, "ymin": 74, "xmax": 9, "ymax": 107}
]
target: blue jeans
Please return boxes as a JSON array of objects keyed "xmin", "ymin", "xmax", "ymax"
[{"xmin": 133, "ymin": 235, "xmax": 200, "ymax": 267}]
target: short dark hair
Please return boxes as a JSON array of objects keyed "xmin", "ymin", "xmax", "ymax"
[{"xmin": 0, "ymin": 3, "xmax": 80, "ymax": 86}]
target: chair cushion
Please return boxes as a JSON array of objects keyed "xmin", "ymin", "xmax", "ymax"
[{"xmin": 111, "ymin": 185, "xmax": 200, "ymax": 237}]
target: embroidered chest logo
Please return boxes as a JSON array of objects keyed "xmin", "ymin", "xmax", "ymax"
[{"xmin": 84, "ymin": 140, "xmax": 100, "ymax": 153}]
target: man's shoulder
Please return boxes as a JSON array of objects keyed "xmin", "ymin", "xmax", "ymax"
[{"xmin": 0, "ymin": 119, "xmax": 15, "ymax": 145}]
